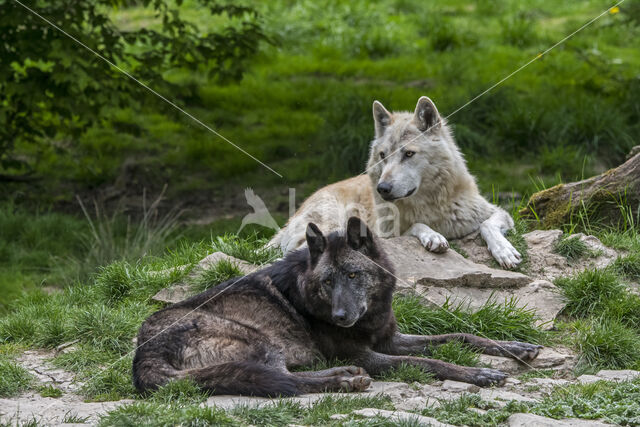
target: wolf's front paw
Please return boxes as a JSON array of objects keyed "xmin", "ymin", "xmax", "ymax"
[
  {"xmin": 495, "ymin": 341, "xmax": 542, "ymax": 362},
  {"xmin": 468, "ymin": 367, "xmax": 508, "ymax": 387},
  {"xmin": 418, "ymin": 231, "xmax": 449, "ymax": 253},
  {"xmin": 339, "ymin": 375, "xmax": 372, "ymax": 392},
  {"xmin": 489, "ymin": 242, "xmax": 521, "ymax": 269}
]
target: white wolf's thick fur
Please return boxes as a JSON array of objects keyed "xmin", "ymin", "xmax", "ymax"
[{"xmin": 269, "ymin": 96, "xmax": 522, "ymax": 268}]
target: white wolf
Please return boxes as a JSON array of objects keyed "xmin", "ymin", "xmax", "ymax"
[{"xmin": 269, "ymin": 96, "xmax": 522, "ymax": 268}]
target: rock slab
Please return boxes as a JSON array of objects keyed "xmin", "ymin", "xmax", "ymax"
[{"xmin": 381, "ymin": 236, "xmax": 564, "ymax": 328}]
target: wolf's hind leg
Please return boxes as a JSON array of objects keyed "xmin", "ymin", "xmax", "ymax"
[
  {"xmin": 480, "ymin": 209, "xmax": 521, "ymax": 269},
  {"xmin": 382, "ymin": 332, "xmax": 541, "ymax": 362},
  {"xmin": 406, "ymin": 223, "xmax": 449, "ymax": 253}
]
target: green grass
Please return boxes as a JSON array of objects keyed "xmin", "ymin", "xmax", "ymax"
[
  {"xmin": 567, "ymin": 317, "xmax": 640, "ymax": 373},
  {"xmin": 0, "ymin": 354, "xmax": 33, "ymax": 397},
  {"xmin": 612, "ymin": 253, "xmax": 640, "ymax": 281},
  {"xmin": 421, "ymin": 378, "xmax": 640, "ymax": 426},
  {"xmin": 377, "ymin": 363, "xmax": 434, "ymax": 384},
  {"xmin": 422, "ymin": 393, "xmax": 530, "ymax": 426},
  {"xmin": 517, "ymin": 369, "xmax": 556, "ymax": 382},
  {"xmin": 100, "ymin": 394, "xmax": 394, "ymax": 426},
  {"xmin": 429, "ymin": 341, "xmax": 481, "ymax": 367},
  {"xmin": 6, "ymin": 0, "xmax": 640, "ymax": 212},
  {"xmin": 209, "ymin": 234, "xmax": 281, "ymax": 265},
  {"xmin": 38, "ymin": 384, "xmax": 63, "ymax": 398},
  {"xmin": 533, "ymin": 378, "xmax": 640, "ymax": 425},
  {"xmin": 190, "ymin": 259, "xmax": 243, "ymax": 293},
  {"xmin": 393, "ymin": 295, "xmax": 546, "ymax": 344},
  {"xmin": 554, "ymin": 268, "xmax": 626, "ymax": 318}
]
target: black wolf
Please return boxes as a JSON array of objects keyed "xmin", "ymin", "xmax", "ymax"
[{"xmin": 133, "ymin": 217, "xmax": 541, "ymax": 396}]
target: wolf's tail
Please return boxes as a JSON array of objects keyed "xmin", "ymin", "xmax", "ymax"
[{"xmin": 133, "ymin": 357, "xmax": 300, "ymax": 397}]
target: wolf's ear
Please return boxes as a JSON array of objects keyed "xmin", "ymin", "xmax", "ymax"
[
  {"xmin": 413, "ymin": 96, "xmax": 441, "ymax": 132},
  {"xmin": 306, "ymin": 222, "xmax": 326, "ymax": 265},
  {"xmin": 346, "ymin": 217, "xmax": 376, "ymax": 255},
  {"xmin": 373, "ymin": 100, "xmax": 392, "ymax": 138}
]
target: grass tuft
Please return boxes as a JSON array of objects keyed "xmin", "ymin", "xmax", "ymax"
[
  {"xmin": 569, "ymin": 317, "xmax": 640, "ymax": 373},
  {"xmin": 429, "ymin": 341, "xmax": 480, "ymax": 367},
  {"xmin": 210, "ymin": 233, "xmax": 281, "ymax": 265},
  {"xmin": 393, "ymin": 295, "xmax": 545, "ymax": 344},
  {"xmin": 38, "ymin": 384, "xmax": 63, "ymax": 398},
  {"xmin": 554, "ymin": 268, "xmax": 625, "ymax": 318},
  {"xmin": 191, "ymin": 259, "xmax": 243, "ymax": 293},
  {"xmin": 377, "ymin": 362, "xmax": 434, "ymax": 384},
  {"xmin": 553, "ymin": 236, "xmax": 590, "ymax": 263},
  {"xmin": 0, "ymin": 355, "xmax": 33, "ymax": 397}
]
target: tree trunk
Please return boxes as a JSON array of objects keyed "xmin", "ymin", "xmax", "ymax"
[{"xmin": 520, "ymin": 147, "xmax": 640, "ymax": 229}]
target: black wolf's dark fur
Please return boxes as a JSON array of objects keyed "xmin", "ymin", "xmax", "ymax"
[{"xmin": 133, "ymin": 217, "xmax": 541, "ymax": 397}]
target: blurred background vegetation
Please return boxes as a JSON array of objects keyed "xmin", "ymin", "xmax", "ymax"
[{"xmin": 1, "ymin": 0, "xmax": 640, "ymax": 309}]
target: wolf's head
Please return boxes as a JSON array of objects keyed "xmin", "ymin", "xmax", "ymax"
[
  {"xmin": 301, "ymin": 217, "xmax": 394, "ymax": 328},
  {"xmin": 366, "ymin": 96, "xmax": 459, "ymax": 201}
]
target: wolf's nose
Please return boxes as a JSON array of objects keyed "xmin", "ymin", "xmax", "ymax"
[
  {"xmin": 377, "ymin": 182, "xmax": 392, "ymax": 195},
  {"xmin": 332, "ymin": 309, "xmax": 347, "ymax": 323}
]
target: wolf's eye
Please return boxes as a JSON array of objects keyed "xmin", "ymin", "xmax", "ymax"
[
  {"xmin": 379, "ymin": 152, "xmax": 385, "ymax": 159},
  {"xmin": 324, "ymin": 279, "xmax": 331, "ymax": 286},
  {"xmin": 348, "ymin": 272, "xmax": 356, "ymax": 279},
  {"xmin": 404, "ymin": 151, "xmax": 415, "ymax": 158}
]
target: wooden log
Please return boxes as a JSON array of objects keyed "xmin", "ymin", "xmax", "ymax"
[{"xmin": 520, "ymin": 147, "xmax": 640, "ymax": 229}]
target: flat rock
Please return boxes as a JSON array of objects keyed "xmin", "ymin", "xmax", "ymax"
[
  {"xmin": 508, "ymin": 413, "xmax": 611, "ymax": 426},
  {"xmin": 152, "ymin": 252, "xmax": 261, "ymax": 304},
  {"xmin": 480, "ymin": 347, "xmax": 576, "ymax": 375},
  {"xmin": 381, "ymin": 236, "xmax": 565, "ymax": 328},
  {"xmin": 479, "ymin": 389, "xmax": 538, "ymax": 405},
  {"xmin": 0, "ymin": 395, "xmax": 132, "ymax": 425},
  {"xmin": 577, "ymin": 375, "xmax": 602, "ymax": 384},
  {"xmin": 441, "ymin": 380, "xmax": 480, "ymax": 393},
  {"xmin": 596, "ymin": 369, "xmax": 640, "ymax": 382},
  {"xmin": 456, "ymin": 230, "xmax": 618, "ymax": 283},
  {"xmin": 382, "ymin": 237, "xmax": 530, "ymax": 290},
  {"xmin": 350, "ymin": 408, "xmax": 455, "ymax": 427}
]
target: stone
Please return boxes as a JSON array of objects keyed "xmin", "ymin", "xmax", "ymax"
[
  {"xmin": 350, "ymin": 408, "xmax": 455, "ymax": 427},
  {"xmin": 441, "ymin": 380, "xmax": 480, "ymax": 393},
  {"xmin": 524, "ymin": 230, "xmax": 618, "ymax": 282},
  {"xmin": 596, "ymin": 369, "xmax": 640, "ymax": 382},
  {"xmin": 478, "ymin": 389, "xmax": 538, "ymax": 406},
  {"xmin": 508, "ymin": 413, "xmax": 611, "ymax": 427},
  {"xmin": 454, "ymin": 229, "xmax": 618, "ymax": 283},
  {"xmin": 479, "ymin": 347, "xmax": 576, "ymax": 375},
  {"xmin": 577, "ymin": 375, "xmax": 602, "ymax": 384},
  {"xmin": 380, "ymin": 236, "xmax": 565, "ymax": 328},
  {"xmin": 152, "ymin": 252, "xmax": 261, "ymax": 304},
  {"xmin": 0, "ymin": 396, "xmax": 133, "ymax": 426}
]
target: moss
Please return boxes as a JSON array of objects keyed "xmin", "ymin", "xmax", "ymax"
[{"xmin": 521, "ymin": 184, "xmax": 570, "ymax": 229}]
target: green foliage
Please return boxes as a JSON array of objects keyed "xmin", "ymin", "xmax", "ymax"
[
  {"xmin": 429, "ymin": 341, "xmax": 481, "ymax": 367},
  {"xmin": 393, "ymin": 295, "xmax": 546, "ymax": 344},
  {"xmin": 191, "ymin": 259, "xmax": 243, "ymax": 293},
  {"xmin": 422, "ymin": 393, "xmax": 530, "ymax": 426},
  {"xmin": 0, "ymin": 0, "xmax": 267, "ymax": 176},
  {"xmin": 532, "ymin": 379, "xmax": 640, "ymax": 425},
  {"xmin": 0, "ymin": 354, "xmax": 33, "ymax": 397},
  {"xmin": 148, "ymin": 379, "xmax": 209, "ymax": 405}
]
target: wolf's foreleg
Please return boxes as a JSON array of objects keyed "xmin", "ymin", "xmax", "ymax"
[
  {"xmin": 378, "ymin": 333, "xmax": 541, "ymax": 362},
  {"xmin": 480, "ymin": 209, "xmax": 521, "ymax": 268},
  {"xmin": 406, "ymin": 223, "xmax": 449, "ymax": 253},
  {"xmin": 355, "ymin": 350, "xmax": 506, "ymax": 387}
]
